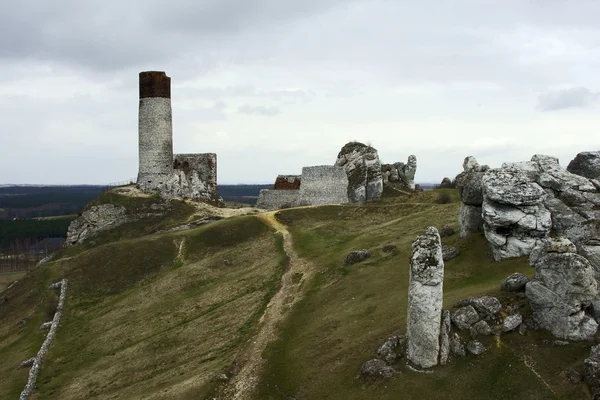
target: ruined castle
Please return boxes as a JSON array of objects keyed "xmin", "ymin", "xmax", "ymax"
[{"xmin": 137, "ymin": 71, "xmax": 219, "ymax": 203}]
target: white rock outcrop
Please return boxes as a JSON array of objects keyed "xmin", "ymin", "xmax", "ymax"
[
  {"xmin": 406, "ymin": 226, "xmax": 444, "ymax": 369},
  {"xmin": 66, "ymin": 204, "xmax": 127, "ymax": 246},
  {"xmin": 334, "ymin": 142, "xmax": 383, "ymax": 203},
  {"xmin": 382, "ymin": 155, "xmax": 417, "ymax": 190},
  {"xmin": 526, "ymin": 238, "xmax": 598, "ymax": 341}
]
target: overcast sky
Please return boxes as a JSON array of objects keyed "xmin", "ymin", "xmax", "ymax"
[{"xmin": 1, "ymin": 0, "xmax": 599, "ymax": 185}]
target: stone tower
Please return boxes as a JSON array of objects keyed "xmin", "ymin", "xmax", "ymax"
[{"xmin": 137, "ymin": 71, "xmax": 174, "ymax": 190}]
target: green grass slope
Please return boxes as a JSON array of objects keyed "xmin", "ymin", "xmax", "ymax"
[
  {"xmin": 0, "ymin": 215, "xmax": 286, "ymax": 399},
  {"xmin": 0, "ymin": 189, "xmax": 594, "ymax": 399},
  {"xmin": 257, "ymin": 190, "xmax": 591, "ymax": 400}
]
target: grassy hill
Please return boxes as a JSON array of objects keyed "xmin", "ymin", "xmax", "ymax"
[{"xmin": 0, "ymin": 189, "xmax": 594, "ymax": 399}]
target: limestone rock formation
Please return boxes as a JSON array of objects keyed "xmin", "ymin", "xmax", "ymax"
[
  {"xmin": 526, "ymin": 238, "xmax": 598, "ymax": 341},
  {"xmin": 480, "ymin": 154, "xmax": 600, "ymax": 261},
  {"xmin": 406, "ymin": 227, "xmax": 444, "ymax": 368},
  {"xmin": 335, "ymin": 142, "xmax": 383, "ymax": 203},
  {"xmin": 451, "ymin": 305, "xmax": 479, "ymax": 330},
  {"xmin": 500, "ymin": 273, "xmax": 529, "ymax": 292},
  {"xmin": 502, "ymin": 314, "xmax": 522, "ymax": 332},
  {"xmin": 360, "ymin": 359, "xmax": 397, "ymax": 380},
  {"xmin": 470, "ymin": 320, "xmax": 492, "ymax": 337},
  {"xmin": 450, "ymin": 333, "xmax": 466, "ymax": 357},
  {"xmin": 567, "ymin": 151, "xmax": 600, "ymax": 180},
  {"xmin": 66, "ymin": 204, "xmax": 127, "ymax": 246},
  {"xmin": 455, "ymin": 156, "xmax": 488, "ymax": 238},
  {"xmin": 377, "ymin": 335, "xmax": 405, "ymax": 364},
  {"xmin": 585, "ymin": 345, "xmax": 600, "ymax": 399},
  {"xmin": 439, "ymin": 311, "xmax": 452, "ymax": 365},
  {"xmin": 382, "ymin": 155, "xmax": 417, "ymax": 190},
  {"xmin": 466, "ymin": 341, "xmax": 486, "ymax": 355}
]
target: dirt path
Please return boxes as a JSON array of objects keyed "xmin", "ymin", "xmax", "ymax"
[{"xmin": 224, "ymin": 211, "xmax": 316, "ymax": 400}]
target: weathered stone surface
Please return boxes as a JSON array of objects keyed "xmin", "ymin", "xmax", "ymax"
[
  {"xmin": 439, "ymin": 310, "xmax": 452, "ymax": 365},
  {"xmin": 360, "ymin": 359, "xmax": 397, "ymax": 380},
  {"xmin": 482, "ymin": 167, "xmax": 547, "ymax": 206},
  {"xmin": 296, "ymin": 165, "xmax": 350, "ymax": 206},
  {"xmin": 344, "ymin": 250, "xmax": 371, "ymax": 265},
  {"xmin": 406, "ymin": 227, "xmax": 444, "ymax": 368},
  {"xmin": 567, "ymin": 151, "xmax": 600, "ymax": 180},
  {"xmin": 470, "ymin": 320, "xmax": 492, "ymax": 337},
  {"xmin": 526, "ymin": 238, "xmax": 598, "ymax": 341},
  {"xmin": 442, "ymin": 244, "xmax": 460, "ymax": 261},
  {"xmin": 502, "ymin": 314, "xmax": 523, "ymax": 332},
  {"xmin": 377, "ymin": 335, "xmax": 405, "ymax": 364},
  {"xmin": 256, "ymin": 189, "xmax": 299, "ymax": 210},
  {"xmin": 66, "ymin": 204, "xmax": 127, "ymax": 246},
  {"xmin": 450, "ymin": 332, "xmax": 466, "ymax": 357},
  {"xmin": 459, "ymin": 203, "xmax": 483, "ymax": 238},
  {"xmin": 335, "ymin": 142, "xmax": 383, "ymax": 203},
  {"xmin": 467, "ymin": 341, "xmax": 486, "ymax": 355},
  {"xmin": 585, "ymin": 344, "xmax": 600, "ymax": 399},
  {"xmin": 382, "ymin": 155, "xmax": 417, "ymax": 190},
  {"xmin": 157, "ymin": 153, "xmax": 219, "ymax": 202},
  {"xmin": 451, "ymin": 305, "xmax": 479, "ymax": 330},
  {"xmin": 501, "ymin": 273, "xmax": 529, "ymax": 292},
  {"xmin": 458, "ymin": 296, "xmax": 501, "ymax": 320}
]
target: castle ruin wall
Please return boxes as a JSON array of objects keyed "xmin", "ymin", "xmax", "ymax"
[
  {"xmin": 256, "ymin": 189, "xmax": 300, "ymax": 210},
  {"xmin": 296, "ymin": 165, "xmax": 349, "ymax": 206}
]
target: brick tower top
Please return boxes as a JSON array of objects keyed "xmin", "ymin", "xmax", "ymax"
[{"xmin": 139, "ymin": 71, "xmax": 171, "ymax": 99}]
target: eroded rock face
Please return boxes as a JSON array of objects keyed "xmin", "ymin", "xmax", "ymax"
[
  {"xmin": 335, "ymin": 142, "xmax": 383, "ymax": 203},
  {"xmin": 502, "ymin": 314, "xmax": 523, "ymax": 332},
  {"xmin": 585, "ymin": 345, "xmax": 600, "ymax": 399},
  {"xmin": 66, "ymin": 204, "xmax": 127, "ymax": 246},
  {"xmin": 568, "ymin": 151, "xmax": 600, "ymax": 180},
  {"xmin": 480, "ymin": 154, "xmax": 600, "ymax": 261},
  {"xmin": 406, "ymin": 227, "xmax": 444, "ymax": 368},
  {"xmin": 382, "ymin": 155, "xmax": 417, "ymax": 190},
  {"xmin": 439, "ymin": 311, "xmax": 452, "ymax": 365},
  {"xmin": 456, "ymin": 156, "xmax": 489, "ymax": 238},
  {"xmin": 526, "ymin": 238, "xmax": 598, "ymax": 341},
  {"xmin": 500, "ymin": 273, "xmax": 529, "ymax": 292}
]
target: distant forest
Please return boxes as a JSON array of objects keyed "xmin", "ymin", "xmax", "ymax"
[
  {"xmin": 217, "ymin": 184, "xmax": 271, "ymax": 205},
  {"xmin": 0, "ymin": 185, "xmax": 106, "ymax": 219}
]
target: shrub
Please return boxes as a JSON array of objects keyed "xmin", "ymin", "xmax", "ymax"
[{"xmin": 434, "ymin": 192, "xmax": 452, "ymax": 204}]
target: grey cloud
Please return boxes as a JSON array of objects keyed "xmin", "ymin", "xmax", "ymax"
[
  {"xmin": 537, "ymin": 87, "xmax": 600, "ymax": 111},
  {"xmin": 236, "ymin": 104, "xmax": 281, "ymax": 117},
  {"xmin": 185, "ymin": 101, "xmax": 228, "ymax": 121}
]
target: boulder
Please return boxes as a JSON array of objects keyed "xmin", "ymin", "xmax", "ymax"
[
  {"xmin": 406, "ymin": 227, "xmax": 444, "ymax": 368},
  {"xmin": 585, "ymin": 344, "xmax": 600, "ymax": 399},
  {"xmin": 335, "ymin": 142, "xmax": 383, "ymax": 203},
  {"xmin": 344, "ymin": 250, "xmax": 371, "ymax": 265},
  {"xmin": 360, "ymin": 359, "xmax": 397, "ymax": 380},
  {"xmin": 451, "ymin": 305, "xmax": 480, "ymax": 330},
  {"xmin": 442, "ymin": 244, "xmax": 460, "ymax": 261},
  {"xmin": 466, "ymin": 341, "xmax": 486, "ymax": 355},
  {"xmin": 502, "ymin": 314, "xmax": 523, "ymax": 332},
  {"xmin": 377, "ymin": 335, "xmax": 405, "ymax": 364},
  {"xmin": 470, "ymin": 320, "xmax": 492, "ymax": 337},
  {"xmin": 461, "ymin": 296, "xmax": 501, "ymax": 321},
  {"xmin": 500, "ymin": 273, "xmax": 529, "ymax": 292},
  {"xmin": 526, "ymin": 238, "xmax": 598, "ymax": 341},
  {"xmin": 567, "ymin": 151, "xmax": 600, "ymax": 180}
]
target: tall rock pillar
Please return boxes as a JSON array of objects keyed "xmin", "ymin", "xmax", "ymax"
[
  {"xmin": 406, "ymin": 226, "xmax": 445, "ymax": 368},
  {"xmin": 137, "ymin": 71, "xmax": 174, "ymax": 191}
]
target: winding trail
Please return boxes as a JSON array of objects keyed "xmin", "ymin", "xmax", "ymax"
[{"xmin": 224, "ymin": 211, "xmax": 316, "ymax": 400}]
